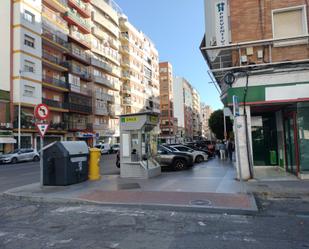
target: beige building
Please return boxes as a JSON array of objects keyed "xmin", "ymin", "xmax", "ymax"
[
  {"xmin": 119, "ymin": 16, "xmax": 160, "ymax": 115},
  {"xmin": 90, "ymin": 0, "xmax": 122, "ymax": 143},
  {"xmin": 192, "ymin": 88, "xmax": 202, "ymax": 140},
  {"xmin": 201, "ymin": 104, "xmax": 213, "ymax": 140},
  {"xmin": 159, "ymin": 62, "xmax": 177, "ymax": 143}
]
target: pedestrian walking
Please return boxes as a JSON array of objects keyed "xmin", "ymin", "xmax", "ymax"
[
  {"xmin": 219, "ymin": 141, "xmax": 226, "ymax": 160},
  {"xmin": 227, "ymin": 138, "xmax": 235, "ymax": 161}
]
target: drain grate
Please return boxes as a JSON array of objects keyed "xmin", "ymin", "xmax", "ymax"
[
  {"xmin": 117, "ymin": 183, "xmax": 141, "ymax": 190},
  {"xmin": 190, "ymin": 199, "xmax": 212, "ymax": 207}
]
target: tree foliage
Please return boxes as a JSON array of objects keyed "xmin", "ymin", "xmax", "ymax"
[{"xmin": 208, "ymin": 109, "xmax": 233, "ymax": 140}]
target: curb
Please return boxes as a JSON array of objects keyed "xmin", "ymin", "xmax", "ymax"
[{"xmin": 1, "ymin": 192, "xmax": 258, "ymax": 215}]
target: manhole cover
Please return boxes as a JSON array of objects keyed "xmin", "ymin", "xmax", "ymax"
[
  {"xmin": 117, "ymin": 183, "xmax": 141, "ymax": 190},
  {"xmin": 190, "ymin": 199, "xmax": 212, "ymax": 206}
]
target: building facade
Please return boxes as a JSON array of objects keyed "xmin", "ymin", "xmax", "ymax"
[
  {"xmin": 173, "ymin": 77, "xmax": 195, "ymax": 142},
  {"xmin": 201, "ymin": 104, "xmax": 213, "ymax": 140},
  {"xmin": 192, "ymin": 88, "xmax": 202, "ymax": 140},
  {"xmin": 159, "ymin": 62, "xmax": 177, "ymax": 143},
  {"xmin": 119, "ymin": 16, "xmax": 160, "ymax": 115},
  {"xmin": 201, "ymin": 0, "xmax": 309, "ymax": 179}
]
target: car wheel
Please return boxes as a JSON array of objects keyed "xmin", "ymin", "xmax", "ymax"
[
  {"xmin": 173, "ymin": 159, "xmax": 187, "ymax": 171},
  {"xmin": 11, "ymin": 157, "xmax": 17, "ymax": 164},
  {"xmin": 195, "ymin": 155, "xmax": 204, "ymax": 163},
  {"xmin": 33, "ymin": 156, "xmax": 40, "ymax": 162}
]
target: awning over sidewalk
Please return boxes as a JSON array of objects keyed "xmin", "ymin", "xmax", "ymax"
[{"xmin": 0, "ymin": 137, "xmax": 16, "ymax": 144}]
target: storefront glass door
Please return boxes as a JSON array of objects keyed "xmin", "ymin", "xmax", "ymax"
[{"xmin": 284, "ymin": 113, "xmax": 299, "ymax": 175}]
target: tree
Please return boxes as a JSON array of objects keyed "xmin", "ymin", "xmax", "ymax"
[{"xmin": 208, "ymin": 109, "xmax": 233, "ymax": 140}]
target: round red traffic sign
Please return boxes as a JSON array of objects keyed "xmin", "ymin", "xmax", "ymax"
[{"xmin": 34, "ymin": 104, "xmax": 49, "ymax": 120}]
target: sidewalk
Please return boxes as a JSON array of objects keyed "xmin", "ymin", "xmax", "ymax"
[{"xmin": 3, "ymin": 159, "xmax": 257, "ymax": 213}]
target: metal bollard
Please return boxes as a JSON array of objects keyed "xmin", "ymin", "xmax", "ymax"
[{"xmin": 88, "ymin": 148, "xmax": 101, "ymax": 181}]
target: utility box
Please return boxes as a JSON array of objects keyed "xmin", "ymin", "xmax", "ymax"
[
  {"xmin": 119, "ymin": 112, "xmax": 161, "ymax": 179},
  {"xmin": 43, "ymin": 141, "xmax": 89, "ymax": 186}
]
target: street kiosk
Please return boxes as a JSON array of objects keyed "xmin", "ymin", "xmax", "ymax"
[{"xmin": 119, "ymin": 112, "xmax": 161, "ymax": 178}]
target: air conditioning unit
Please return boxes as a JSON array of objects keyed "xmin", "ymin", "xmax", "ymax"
[{"xmin": 210, "ymin": 37, "xmax": 217, "ymax": 46}]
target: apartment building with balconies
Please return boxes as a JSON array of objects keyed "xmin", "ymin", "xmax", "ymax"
[
  {"xmin": 173, "ymin": 77, "xmax": 194, "ymax": 142},
  {"xmin": 201, "ymin": 104, "xmax": 213, "ymax": 140},
  {"xmin": 192, "ymin": 88, "xmax": 202, "ymax": 140},
  {"xmin": 119, "ymin": 16, "xmax": 160, "ymax": 115},
  {"xmin": 201, "ymin": 0, "xmax": 309, "ymax": 179},
  {"xmin": 90, "ymin": 0, "xmax": 121, "ymax": 144},
  {"xmin": 159, "ymin": 62, "xmax": 177, "ymax": 144}
]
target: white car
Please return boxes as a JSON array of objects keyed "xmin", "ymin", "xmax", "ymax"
[
  {"xmin": 0, "ymin": 149, "xmax": 40, "ymax": 164},
  {"xmin": 168, "ymin": 145, "xmax": 208, "ymax": 163},
  {"xmin": 95, "ymin": 143, "xmax": 111, "ymax": 154}
]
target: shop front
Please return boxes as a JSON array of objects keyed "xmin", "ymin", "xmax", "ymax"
[{"xmin": 250, "ymin": 102, "xmax": 309, "ymax": 179}]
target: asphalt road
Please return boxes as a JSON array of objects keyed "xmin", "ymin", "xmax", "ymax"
[
  {"xmin": 0, "ymin": 195, "xmax": 308, "ymax": 249},
  {"xmin": 0, "ymin": 154, "xmax": 118, "ymax": 193}
]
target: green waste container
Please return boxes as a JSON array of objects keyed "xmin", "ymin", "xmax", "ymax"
[{"xmin": 270, "ymin": 150, "xmax": 277, "ymax": 165}]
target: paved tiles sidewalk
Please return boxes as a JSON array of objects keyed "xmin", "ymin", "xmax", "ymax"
[{"xmin": 3, "ymin": 159, "xmax": 257, "ymax": 213}]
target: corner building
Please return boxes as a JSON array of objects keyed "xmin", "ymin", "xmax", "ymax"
[{"xmin": 201, "ymin": 0, "xmax": 309, "ymax": 179}]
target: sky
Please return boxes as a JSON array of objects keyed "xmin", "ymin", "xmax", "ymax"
[{"xmin": 115, "ymin": 0, "xmax": 223, "ymax": 110}]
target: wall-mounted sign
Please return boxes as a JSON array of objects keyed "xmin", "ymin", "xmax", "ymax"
[
  {"xmin": 121, "ymin": 117, "xmax": 139, "ymax": 123},
  {"xmin": 215, "ymin": 0, "xmax": 229, "ymax": 46},
  {"xmin": 233, "ymin": 95, "xmax": 240, "ymax": 117}
]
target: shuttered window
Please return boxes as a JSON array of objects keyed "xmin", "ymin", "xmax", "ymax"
[{"xmin": 273, "ymin": 7, "xmax": 307, "ymax": 39}]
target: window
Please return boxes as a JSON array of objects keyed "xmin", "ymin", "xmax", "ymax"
[
  {"xmin": 24, "ymin": 34, "xmax": 35, "ymax": 48},
  {"xmin": 273, "ymin": 6, "xmax": 307, "ymax": 39},
  {"xmin": 23, "ymin": 85, "xmax": 35, "ymax": 97},
  {"xmin": 24, "ymin": 60, "xmax": 35, "ymax": 73},
  {"xmin": 23, "ymin": 10, "xmax": 34, "ymax": 23}
]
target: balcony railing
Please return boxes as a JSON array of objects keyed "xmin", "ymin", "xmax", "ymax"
[
  {"xmin": 42, "ymin": 27, "xmax": 68, "ymax": 48},
  {"xmin": 68, "ymin": 0, "xmax": 91, "ymax": 17},
  {"xmin": 67, "ymin": 44, "xmax": 91, "ymax": 64},
  {"xmin": 93, "ymin": 75, "xmax": 116, "ymax": 89},
  {"xmin": 42, "ymin": 5, "xmax": 68, "ymax": 29},
  {"xmin": 90, "ymin": 57, "xmax": 113, "ymax": 72},
  {"xmin": 94, "ymin": 107, "xmax": 109, "ymax": 116},
  {"xmin": 69, "ymin": 84, "xmax": 92, "ymax": 96},
  {"xmin": 43, "ymin": 75, "xmax": 68, "ymax": 89},
  {"xmin": 68, "ymin": 121, "xmax": 90, "ymax": 130},
  {"xmin": 67, "ymin": 62, "xmax": 92, "ymax": 80},
  {"xmin": 42, "ymin": 98, "xmax": 68, "ymax": 109},
  {"xmin": 69, "ymin": 28, "xmax": 91, "ymax": 48},
  {"xmin": 95, "ymin": 92, "xmax": 115, "ymax": 102},
  {"xmin": 123, "ymin": 98, "xmax": 132, "ymax": 105},
  {"xmin": 67, "ymin": 102, "xmax": 92, "ymax": 113},
  {"xmin": 42, "ymin": 51, "xmax": 66, "ymax": 66},
  {"xmin": 65, "ymin": 9, "xmax": 91, "ymax": 33},
  {"xmin": 49, "ymin": 121, "xmax": 68, "ymax": 130}
]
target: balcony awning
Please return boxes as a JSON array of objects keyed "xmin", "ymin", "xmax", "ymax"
[{"xmin": 0, "ymin": 137, "xmax": 16, "ymax": 144}]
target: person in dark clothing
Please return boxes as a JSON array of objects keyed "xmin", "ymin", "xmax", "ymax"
[{"xmin": 227, "ymin": 138, "xmax": 235, "ymax": 161}]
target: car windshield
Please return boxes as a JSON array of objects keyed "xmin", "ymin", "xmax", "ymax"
[
  {"xmin": 167, "ymin": 146, "xmax": 177, "ymax": 152},
  {"xmin": 113, "ymin": 145, "xmax": 119, "ymax": 148}
]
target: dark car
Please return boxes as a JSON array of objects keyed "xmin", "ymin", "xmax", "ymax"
[
  {"xmin": 156, "ymin": 145, "xmax": 194, "ymax": 170},
  {"xmin": 185, "ymin": 143, "xmax": 214, "ymax": 158}
]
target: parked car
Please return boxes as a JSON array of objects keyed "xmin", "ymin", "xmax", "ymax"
[
  {"xmin": 109, "ymin": 143, "xmax": 120, "ymax": 154},
  {"xmin": 156, "ymin": 145, "xmax": 194, "ymax": 170},
  {"xmin": 0, "ymin": 149, "xmax": 40, "ymax": 164},
  {"xmin": 168, "ymin": 145, "xmax": 208, "ymax": 163},
  {"xmin": 95, "ymin": 143, "xmax": 111, "ymax": 154},
  {"xmin": 185, "ymin": 143, "xmax": 214, "ymax": 158}
]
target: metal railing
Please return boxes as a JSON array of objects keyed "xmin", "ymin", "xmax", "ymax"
[
  {"xmin": 42, "ymin": 27, "xmax": 68, "ymax": 48},
  {"xmin": 42, "ymin": 5, "xmax": 67, "ymax": 28},
  {"xmin": 201, "ymin": 35, "xmax": 309, "ymax": 73},
  {"xmin": 69, "ymin": 0, "xmax": 91, "ymax": 16},
  {"xmin": 67, "ymin": 44, "xmax": 91, "ymax": 63},
  {"xmin": 42, "ymin": 51, "xmax": 66, "ymax": 66},
  {"xmin": 65, "ymin": 9, "xmax": 91, "ymax": 31},
  {"xmin": 90, "ymin": 57, "xmax": 113, "ymax": 72},
  {"xmin": 93, "ymin": 75, "xmax": 115, "ymax": 89},
  {"xmin": 67, "ymin": 62, "xmax": 92, "ymax": 80},
  {"xmin": 43, "ymin": 75, "xmax": 68, "ymax": 89},
  {"xmin": 67, "ymin": 102, "xmax": 92, "ymax": 113},
  {"xmin": 42, "ymin": 98, "xmax": 68, "ymax": 109}
]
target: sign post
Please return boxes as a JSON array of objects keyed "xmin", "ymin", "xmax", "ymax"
[
  {"xmin": 34, "ymin": 104, "xmax": 49, "ymax": 187},
  {"xmin": 232, "ymin": 95, "xmax": 245, "ymax": 193}
]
